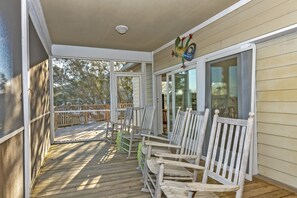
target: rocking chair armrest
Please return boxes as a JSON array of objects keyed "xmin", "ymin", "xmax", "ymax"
[
  {"xmin": 155, "ymin": 153, "xmax": 199, "ymax": 159},
  {"xmin": 185, "ymin": 183, "xmax": 240, "ymax": 192},
  {"xmin": 157, "ymin": 159, "xmax": 204, "ymax": 170},
  {"xmin": 141, "ymin": 134, "xmax": 169, "ymax": 142},
  {"xmin": 144, "ymin": 141, "xmax": 181, "ymax": 149}
]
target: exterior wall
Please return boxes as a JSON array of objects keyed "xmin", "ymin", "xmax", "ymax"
[
  {"xmin": 132, "ymin": 77, "xmax": 140, "ymax": 107},
  {"xmin": 29, "ymin": 18, "xmax": 50, "ymax": 183},
  {"xmin": 146, "ymin": 64, "xmax": 153, "ymax": 105},
  {"xmin": 154, "ymin": 0, "xmax": 297, "ymax": 71},
  {"xmin": 256, "ymin": 31, "xmax": 297, "ymax": 188},
  {"xmin": 0, "ymin": 132, "xmax": 24, "ymax": 198},
  {"xmin": 130, "ymin": 63, "xmax": 153, "ymax": 106}
]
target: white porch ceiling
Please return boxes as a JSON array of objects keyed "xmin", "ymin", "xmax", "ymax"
[{"xmin": 40, "ymin": 0, "xmax": 239, "ymax": 52}]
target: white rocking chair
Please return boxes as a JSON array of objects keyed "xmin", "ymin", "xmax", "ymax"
[
  {"xmin": 144, "ymin": 109, "xmax": 209, "ymax": 197},
  {"xmin": 158, "ymin": 110, "xmax": 254, "ymax": 198},
  {"xmin": 118, "ymin": 105, "xmax": 155, "ymax": 158},
  {"xmin": 138, "ymin": 108, "xmax": 187, "ymax": 174},
  {"xmin": 105, "ymin": 107, "xmax": 133, "ymax": 143}
]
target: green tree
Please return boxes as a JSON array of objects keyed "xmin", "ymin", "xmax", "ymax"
[{"xmin": 53, "ymin": 58, "xmax": 133, "ymax": 106}]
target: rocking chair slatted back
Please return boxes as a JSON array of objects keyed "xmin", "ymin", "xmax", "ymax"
[
  {"xmin": 203, "ymin": 110, "xmax": 254, "ymax": 197},
  {"xmin": 180, "ymin": 109, "xmax": 209, "ymax": 158},
  {"xmin": 121, "ymin": 107, "xmax": 134, "ymax": 132},
  {"xmin": 151, "ymin": 108, "xmax": 209, "ymax": 198},
  {"xmin": 169, "ymin": 108, "xmax": 188, "ymax": 146},
  {"xmin": 139, "ymin": 105, "xmax": 155, "ymax": 135}
]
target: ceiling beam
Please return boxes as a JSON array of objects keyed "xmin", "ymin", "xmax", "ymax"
[{"xmin": 52, "ymin": 45, "xmax": 152, "ymax": 62}]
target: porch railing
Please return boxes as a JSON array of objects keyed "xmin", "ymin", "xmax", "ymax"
[{"xmin": 54, "ymin": 103, "xmax": 133, "ymax": 129}]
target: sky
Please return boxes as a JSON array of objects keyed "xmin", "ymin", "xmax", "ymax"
[{"xmin": 0, "ymin": 15, "xmax": 12, "ymax": 81}]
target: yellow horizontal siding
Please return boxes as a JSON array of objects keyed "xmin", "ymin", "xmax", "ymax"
[
  {"xmin": 257, "ymin": 64, "xmax": 297, "ymax": 81},
  {"xmin": 257, "ymin": 51, "xmax": 297, "ymax": 70},
  {"xmin": 257, "ymin": 30, "xmax": 297, "ymax": 188},
  {"xmin": 257, "ymin": 28, "xmax": 297, "ymax": 49},
  {"xmin": 257, "ymin": 112, "xmax": 297, "ymax": 126},
  {"xmin": 258, "ymin": 123, "xmax": 297, "ymax": 139},
  {"xmin": 154, "ymin": 0, "xmax": 297, "ymax": 71},
  {"xmin": 259, "ymin": 155, "xmax": 297, "ymax": 177},
  {"xmin": 258, "ymin": 133, "xmax": 297, "ymax": 151},
  {"xmin": 258, "ymin": 144, "xmax": 297, "ymax": 165},
  {"xmin": 257, "ymin": 37, "xmax": 297, "ymax": 60},
  {"xmin": 256, "ymin": 102, "xmax": 297, "ymax": 114},
  {"xmin": 257, "ymin": 77, "xmax": 297, "ymax": 91},
  {"xmin": 257, "ymin": 90, "xmax": 297, "ymax": 102}
]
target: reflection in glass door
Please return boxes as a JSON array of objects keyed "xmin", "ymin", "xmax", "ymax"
[
  {"xmin": 206, "ymin": 50, "xmax": 252, "ymax": 119},
  {"xmin": 174, "ymin": 69, "xmax": 197, "ymax": 111},
  {"xmin": 209, "ymin": 56, "xmax": 238, "ymax": 118}
]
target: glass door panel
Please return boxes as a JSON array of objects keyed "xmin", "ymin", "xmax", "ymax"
[
  {"xmin": 206, "ymin": 50, "xmax": 252, "ymax": 119},
  {"xmin": 166, "ymin": 74, "xmax": 173, "ymax": 132},
  {"xmin": 174, "ymin": 68, "xmax": 197, "ymax": 111},
  {"xmin": 165, "ymin": 68, "xmax": 197, "ymax": 133},
  {"xmin": 210, "ymin": 56, "xmax": 238, "ymax": 118}
]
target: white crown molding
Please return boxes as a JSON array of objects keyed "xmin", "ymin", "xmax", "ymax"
[
  {"xmin": 28, "ymin": 0, "xmax": 52, "ymax": 55},
  {"xmin": 153, "ymin": 0, "xmax": 252, "ymax": 54},
  {"xmin": 52, "ymin": 45, "xmax": 152, "ymax": 62}
]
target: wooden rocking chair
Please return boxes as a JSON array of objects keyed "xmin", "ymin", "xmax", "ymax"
[
  {"xmin": 118, "ymin": 105, "xmax": 155, "ymax": 158},
  {"xmin": 158, "ymin": 110, "xmax": 254, "ymax": 198},
  {"xmin": 143, "ymin": 109, "xmax": 209, "ymax": 197}
]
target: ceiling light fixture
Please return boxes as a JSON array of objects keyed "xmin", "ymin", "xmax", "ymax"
[{"xmin": 116, "ymin": 25, "xmax": 128, "ymax": 35}]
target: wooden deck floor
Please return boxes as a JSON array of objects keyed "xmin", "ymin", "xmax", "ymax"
[
  {"xmin": 54, "ymin": 122, "xmax": 107, "ymax": 143},
  {"xmin": 31, "ymin": 141, "xmax": 297, "ymax": 198}
]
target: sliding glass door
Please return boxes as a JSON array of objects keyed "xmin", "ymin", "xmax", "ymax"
[
  {"xmin": 205, "ymin": 49, "xmax": 253, "ymax": 179},
  {"xmin": 206, "ymin": 50, "xmax": 252, "ymax": 119}
]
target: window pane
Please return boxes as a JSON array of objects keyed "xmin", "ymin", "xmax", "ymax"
[
  {"xmin": 0, "ymin": 2, "xmax": 23, "ymax": 138},
  {"xmin": 210, "ymin": 56, "xmax": 238, "ymax": 118},
  {"xmin": 174, "ymin": 68, "xmax": 197, "ymax": 111}
]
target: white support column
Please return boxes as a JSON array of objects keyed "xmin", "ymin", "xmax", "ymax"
[
  {"xmin": 197, "ymin": 60, "xmax": 205, "ymax": 111},
  {"xmin": 22, "ymin": 0, "xmax": 31, "ymax": 197},
  {"xmin": 152, "ymin": 53, "xmax": 158, "ymax": 135},
  {"xmin": 109, "ymin": 61, "xmax": 116, "ymax": 122},
  {"xmin": 49, "ymin": 56, "xmax": 55, "ymax": 143},
  {"xmin": 141, "ymin": 62, "xmax": 146, "ymax": 106}
]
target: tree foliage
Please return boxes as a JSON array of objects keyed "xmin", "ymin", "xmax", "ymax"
[
  {"xmin": 53, "ymin": 58, "xmax": 133, "ymax": 106},
  {"xmin": 53, "ymin": 58, "xmax": 111, "ymax": 105}
]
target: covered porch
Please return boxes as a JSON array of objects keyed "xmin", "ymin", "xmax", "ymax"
[{"xmin": 1, "ymin": 0, "xmax": 297, "ymax": 198}]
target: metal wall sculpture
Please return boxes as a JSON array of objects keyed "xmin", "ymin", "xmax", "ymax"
[{"xmin": 171, "ymin": 34, "xmax": 196, "ymax": 69}]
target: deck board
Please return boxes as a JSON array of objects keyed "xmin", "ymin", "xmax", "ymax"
[{"xmin": 31, "ymin": 141, "xmax": 297, "ymax": 198}]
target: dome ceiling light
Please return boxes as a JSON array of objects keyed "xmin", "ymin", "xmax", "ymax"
[{"xmin": 115, "ymin": 25, "xmax": 128, "ymax": 35}]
